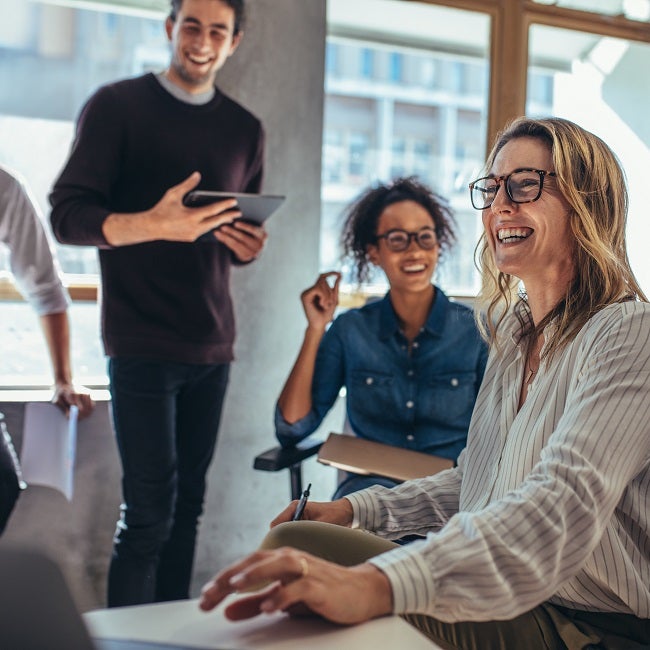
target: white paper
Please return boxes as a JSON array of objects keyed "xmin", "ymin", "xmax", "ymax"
[{"xmin": 20, "ymin": 402, "xmax": 78, "ymax": 501}]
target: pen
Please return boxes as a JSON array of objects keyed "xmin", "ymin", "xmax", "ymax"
[{"xmin": 292, "ymin": 483, "xmax": 312, "ymax": 521}]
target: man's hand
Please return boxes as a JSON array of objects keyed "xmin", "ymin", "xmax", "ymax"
[
  {"xmin": 102, "ymin": 172, "xmax": 242, "ymax": 246},
  {"xmin": 199, "ymin": 547, "xmax": 393, "ymax": 625},
  {"xmin": 52, "ymin": 382, "xmax": 94, "ymax": 419},
  {"xmin": 213, "ymin": 220, "xmax": 268, "ymax": 262}
]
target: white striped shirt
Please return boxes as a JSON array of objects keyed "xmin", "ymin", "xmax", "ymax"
[{"xmin": 347, "ymin": 301, "xmax": 650, "ymax": 622}]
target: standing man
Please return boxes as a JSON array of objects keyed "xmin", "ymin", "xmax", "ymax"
[
  {"xmin": 50, "ymin": 0, "xmax": 266, "ymax": 607},
  {"xmin": 1, "ymin": 164, "xmax": 93, "ymax": 534}
]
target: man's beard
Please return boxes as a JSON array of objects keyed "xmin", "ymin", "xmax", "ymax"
[{"xmin": 170, "ymin": 55, "xmax": 215, "ymax": 89}]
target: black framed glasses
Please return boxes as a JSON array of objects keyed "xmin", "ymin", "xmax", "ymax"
[
  {"xmin": 468, "ymin": 169, "xmax": 556, "ymax": 210},
  {"xmin": 375, "ymin": 227, "xmax": 438, "ymax": 252}
]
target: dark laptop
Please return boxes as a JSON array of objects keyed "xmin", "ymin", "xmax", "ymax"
[{"xmin": 0, "ymin": 546, "xmax": 204, "ymax": 650}]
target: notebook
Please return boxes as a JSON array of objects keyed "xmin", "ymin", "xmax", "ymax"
[
  {"xmin": 317, "ymin": 432, "xmax": 454, "ymax": 482},
  {"xmin": 0, "ymin": 546, "xmax": 211, "ymax": 650}
]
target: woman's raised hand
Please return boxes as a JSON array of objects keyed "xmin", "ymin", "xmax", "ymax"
[{"xmin": 300, "ymin": 271, "xmax": 341, "ymax": 331}]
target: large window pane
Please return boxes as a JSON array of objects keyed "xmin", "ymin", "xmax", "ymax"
[
  {"xmin": 0, "ymin": 0, "xmax": 169, "ymax": 278},
  {"xmin": 527, "ymin": 25, "xmax": 650, "ymax": 294},
  {"xmin": 0, "ymin": 302, "xmax": 106, "ymax": 388},
  {"xmin": 0, "ymin": 0, "xmax": 169, "ymax": 385},
  {"xmin": 323, "ymin": 0, "xmax": 490, "ymax": 295}
]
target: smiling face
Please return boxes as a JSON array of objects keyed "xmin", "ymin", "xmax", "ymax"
[
  {"xmin": 165, "ymin": 0, "xmax": 241, "ymax": 95},
  {"xmin": 483, "ymin": 136, "xmax": 575, "ymax": 293},
  {"xmin": 366, "ymin": 200, "xmax": 440, "ymax": 295}
]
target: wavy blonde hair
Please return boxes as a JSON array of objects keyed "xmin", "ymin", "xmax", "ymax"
[{"xmin": 475, "ymin": 117, "xmax": 647, "ymax": 358}]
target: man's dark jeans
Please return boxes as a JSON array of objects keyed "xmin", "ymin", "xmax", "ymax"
[{"xmin": 107, "ymin": 357, "xmax": 230, "ymax": 607}]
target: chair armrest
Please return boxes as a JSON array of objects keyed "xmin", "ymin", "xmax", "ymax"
[{"xmin": 253, "ymin": 440, "xmax": 323, "ymax": 472}]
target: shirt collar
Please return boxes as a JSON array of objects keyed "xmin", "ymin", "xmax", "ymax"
[
  {"xmin": 378, "ymin": 286, "xmax": 450, "ymax": 340},
  {"xmin": 510, "ymin": 300, "xmax": 559, "ymax": 349},
  {"xmin": 155, "ymin": 72, "xmax": 216, "ymax": 105}
]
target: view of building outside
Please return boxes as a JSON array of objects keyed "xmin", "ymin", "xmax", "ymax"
[
  {"xmin": 321, "ymin": 1, "xmax": 493, "ymax": 296},
  {"xmin": 526, "ymin": 25, "xmax": 650, "ymax": 293},
  {"xmin": 0, "ymin": 2, "xmax": 168, "ymax": 385},
  {"xmin": 320, "ymin": 35, "xmax": 493, "ymax": 295},
  {"xmin": 0, "ymin": 1, "xmax": 169, "ymax": 277},
  {"xmin": 0, "ymin": 0, "xmax": 648, "ymax": 385}
]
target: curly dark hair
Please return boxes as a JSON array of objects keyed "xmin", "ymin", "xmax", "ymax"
[
  {"xmin": 169, "ymin": 0, "xmax": 246, "ymax": 34},
  {"xmin": 340, "ymin": 176, "xmax": 456, "ymax": 284}
]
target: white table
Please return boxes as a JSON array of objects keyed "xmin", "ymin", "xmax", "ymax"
[{"xmin": 84, "ymin": 598, "xmax": 441, "ymax": 649}]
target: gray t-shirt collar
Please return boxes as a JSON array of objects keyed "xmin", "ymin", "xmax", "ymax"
[{"xmin": 155, "ymin": 71, "xmax": 215, "ymax": 105}]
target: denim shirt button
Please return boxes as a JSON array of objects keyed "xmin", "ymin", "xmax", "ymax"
[
  {"xmin": 412, "ymin": 341, "xmax": 419, "ymax": 349},
  {"xmin": 406, "ymin": 434, "xmax": 415, "ymax": 441},
  {"xmin": 450, "ymin": 377, "xmax": 459, "ymax": 387},
  {"xmin": 365, "ymin": 377, "xmax": 374, "ymax": 385},
  {"xmin": 407, "ymin": 370, "xmax": 414, "ymax": 377},
  {"xmin": 406, "ymin": 400, "xmax": 414, "ymax": 408}
]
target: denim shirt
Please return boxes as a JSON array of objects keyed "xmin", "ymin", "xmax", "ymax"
[{"xmin": 275, "ymin": 288, "xmax": 488, "ymax": 461}]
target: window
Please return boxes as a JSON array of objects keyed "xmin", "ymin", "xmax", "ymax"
[
  {"xmin": 324, "ymin": 1, "xmax": 491, "ymax": 295},
  {"xmin": 0, "ymin": 0, "xmax": 170, "ymax": 386},
  {"xmin": 388, "ymin": 52, "xmax": 403, "ymax": 82},
  {"xmin": 325, "ymin": 42, "xmax": 339, "ymax": 76},
  {"xmin": 323, "ymin": 0, "xmax": 650, "ymax": 302},
  {"xmin": 360, "ymin": 48, "xmax": 374, "ymax": 78},
  {"xmin": 0, "ymin": 2, "xmax": 169, "ymax": 280},
  {"xmin": 527, "ymin": 25, "xmax": 650, "ymax": 291}
]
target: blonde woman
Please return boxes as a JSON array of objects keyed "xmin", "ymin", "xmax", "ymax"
[{"xmin": 202, "ymin": 118, "xmax": 650, "ymax": 650}]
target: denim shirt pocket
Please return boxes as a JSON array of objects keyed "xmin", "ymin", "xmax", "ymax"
[
  {"xmin": 423, "ymin": 371, "xmax": 477, "ymax": 424},
  {"xmin": 348, "ymin": 369, "xmax": 395, "ymax": 418}
]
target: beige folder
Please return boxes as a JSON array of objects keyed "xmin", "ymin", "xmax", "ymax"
[{"xmin": 317, "ymin": 432, "xmax": 454, "ymax": 483}]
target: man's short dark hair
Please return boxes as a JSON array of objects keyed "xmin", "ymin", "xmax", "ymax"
[{"xmin": 169, "ymin": 0, "xmax": 246, "ymax": 35}]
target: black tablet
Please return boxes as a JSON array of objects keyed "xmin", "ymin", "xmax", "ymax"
[{"xmin": 183, "ymin": 190, "xmax": 285, "ymax": 226}]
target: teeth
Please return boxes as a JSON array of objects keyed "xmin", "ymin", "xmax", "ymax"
[
  {"xmin": 497, "ymin": 227, "xmax": 532, "ymax": 242},
  {"xmin": 403, "ymin": 263, "xmax": 426, "ymax": 272}
]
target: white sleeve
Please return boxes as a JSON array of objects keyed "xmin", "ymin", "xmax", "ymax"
[{"xmin": 0, "ymin": 168, "xmax": 69, "ymax": 315}]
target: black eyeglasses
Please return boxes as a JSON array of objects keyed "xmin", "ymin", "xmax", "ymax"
[
  {"xmin": 375, "ymin": 227, "xmax": 438, "ymax": 252},
  {"xmin": 468, "ymin": 169, "xmax": 556, "ymax": 210}
]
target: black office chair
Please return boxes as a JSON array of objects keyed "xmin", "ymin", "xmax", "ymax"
[
  {"xmin": 253, "ymin": 438, "xmax": 324, "ymax": 501},
  {"xmin": 253, "ymin": 407, "xmax": 352, "ymax": 500}
]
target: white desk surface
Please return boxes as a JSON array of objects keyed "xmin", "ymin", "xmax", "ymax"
[{"xmin": 84, "ymin": 598, "xmax": 441, "ymax": 649}]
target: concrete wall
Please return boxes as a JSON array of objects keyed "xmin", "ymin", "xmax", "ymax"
[{"xmin": 0, "ymin": 0, "xmax": 345, "ymax": 612}]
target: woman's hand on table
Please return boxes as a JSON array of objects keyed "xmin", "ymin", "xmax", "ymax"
[{"xmin": 199, "ymin": 547, "xmax": 392, "ymax": 625}]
